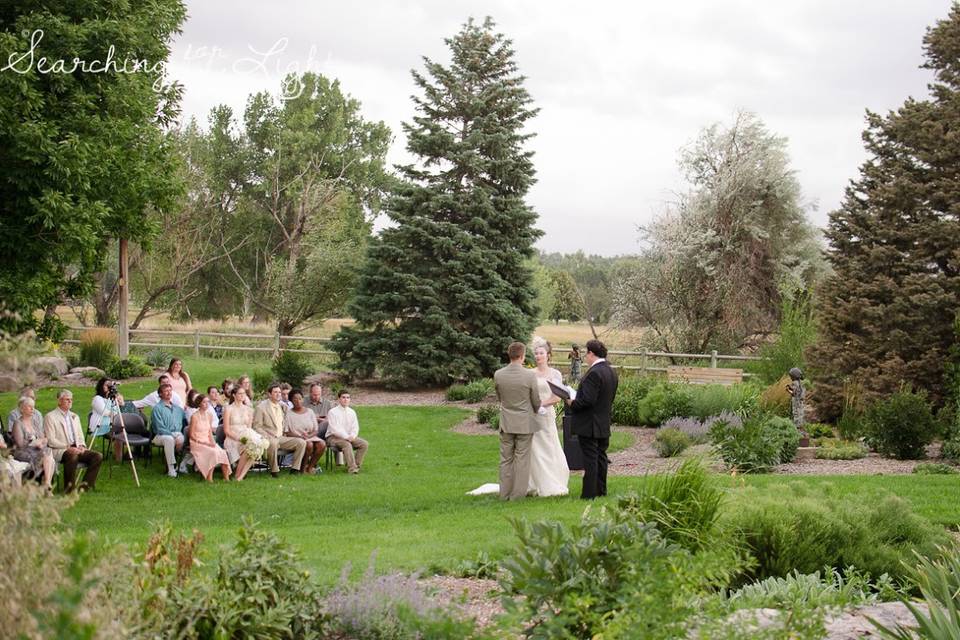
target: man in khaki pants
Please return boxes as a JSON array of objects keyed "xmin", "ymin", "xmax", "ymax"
[
  {"xmin": 253, "ymin": 383, "xmax": 306, "ymax": 477},
  {"xmin": 494, "ymin": 342, "xmax": 541, "ymax": 500}
]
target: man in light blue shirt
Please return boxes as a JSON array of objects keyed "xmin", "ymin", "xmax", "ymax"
[{"xmin": 151, "ymin": 383, "xmax": 186, "ymax": 477}]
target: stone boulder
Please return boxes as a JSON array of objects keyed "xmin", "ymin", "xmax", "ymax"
[
  {"xmin": 69, "ymin": 366, "xmax": 105, "ymax": 378},
  {"xmin": 33, "ymin": 356, "xmax": 70, "ymax": 376},
  {"xmin": 0, "ymin": 374, "xmax": 19, "ymax": 393}
]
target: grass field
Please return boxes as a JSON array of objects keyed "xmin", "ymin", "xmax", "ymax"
[
  {"xmin": 10, "ymin": 356, "xmax": 960, "ymax": 586},
  {"xmin": 52, "ymin": 400, "xmax": 960, "ymax": 587}
]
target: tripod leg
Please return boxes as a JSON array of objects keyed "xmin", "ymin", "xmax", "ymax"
[{"xmin": 116, "ymin": 413, "xmax": 141, "ymax": 488}]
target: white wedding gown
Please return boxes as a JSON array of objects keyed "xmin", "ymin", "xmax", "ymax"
[
  {"xmin": 527, "ymin": 371, "xmax": 570, "ymax": 496},
  {"xmin": 468, "ymin": 368, "xmax": 569, "ymax": 497}
]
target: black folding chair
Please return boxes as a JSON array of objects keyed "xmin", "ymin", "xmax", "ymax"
[{"xmin": 108, "ymin": 413, "xmax": 152, "ymax": 478}]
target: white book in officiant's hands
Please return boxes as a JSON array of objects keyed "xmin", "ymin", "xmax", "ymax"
[{"xmin": 547, "ymin": 380, "xmax": 576, "ymax": 401}]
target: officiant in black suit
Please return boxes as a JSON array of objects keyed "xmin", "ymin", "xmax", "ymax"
[{"xmin": 566, "ymin": 339, "xmax": 618, "ymax": 499}]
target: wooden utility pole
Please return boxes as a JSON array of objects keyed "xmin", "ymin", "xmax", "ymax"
[{"xmin": 118, "ymin": 238, "xmax": 129, "ymax": 358}]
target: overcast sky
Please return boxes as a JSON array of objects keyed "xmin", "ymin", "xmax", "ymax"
[{"xmin": 167, "ymin": 0, "xmax": 950, "ymax": 256}]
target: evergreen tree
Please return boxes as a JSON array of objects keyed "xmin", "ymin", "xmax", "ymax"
[
  {"xmin": 332, "ymin": 17, "xmax": 541, "ymax": 387},
  {"xmin": 810, "ymin": 6, "xmax": 960, "ymax": 420}
]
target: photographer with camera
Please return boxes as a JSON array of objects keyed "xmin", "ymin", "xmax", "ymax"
[{"xmin": 91, "ymin": 377, "xmax": 125, "ymax": 462}]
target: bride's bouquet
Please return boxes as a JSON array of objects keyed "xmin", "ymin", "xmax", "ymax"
[{"xmin": 239, "ymin": 434, "xmax": 268, "ymax": 460}]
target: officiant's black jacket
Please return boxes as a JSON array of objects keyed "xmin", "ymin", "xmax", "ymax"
[{"xmin": 569, "ymin": 360, "xmax": 618, "ymax": 439}]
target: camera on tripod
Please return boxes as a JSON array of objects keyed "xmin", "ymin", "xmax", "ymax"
[{"xmin": 106, "ymin": 381, "xmax": 120, "ymax": 400}]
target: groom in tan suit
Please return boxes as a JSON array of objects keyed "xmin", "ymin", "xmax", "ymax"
[
  {"xmin": 253, "ymin": 383, "xmax": 307, "ymax": 477},
  {"xmin": 494, "ymin": 342, "xmax": 541, "ymax": 500}
]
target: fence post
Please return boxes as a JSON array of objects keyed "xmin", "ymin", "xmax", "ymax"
[
  {"xmin": 193, "ymin": 329, "xmax": 200, "ymax": 358},
  {"xmin": 640, "ymin": 349, "xmax": 648, "ymax": 374},
  {"xmin": 710, "ymin": 350, "xmax": 718, "ymax": 368},
  {"xmin": 274, "ymin": 332, "xmax": 281, "ymax": 358}
]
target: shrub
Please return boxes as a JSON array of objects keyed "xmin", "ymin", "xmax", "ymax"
[
  {"xmin": 616, "ymin": 459, "xmax": 725, "ymax": 552},
  {"xmin": 611, "ymin": 374, "xmax": 657, "ymax": 426},
  {"xmin": 501, "ymin": 514, "xmax": 712, "ymax": 639},
  {"xmin": 106, "ymin": 356, "xmax": 152, "ymax": 380},
  {"xmin": 137, "ymin": 519, "xmax": 329, "ymax": 639},
  {"xmin": 688, "ymin": 383, "xmax": 760, "ymax": 420},
  {"xmin": 816, "ymin": 439, "xmax": 868, "ymax": 460},
  {"xmin": 722, "ymin": 484, "xmax": 948, "ymax": 585},
  {"xmin": 446, "ymin": 379, "xmax": 495, "ymax": 403},
  {"xmin": 661, "ymin": 416, "xmax": 710, "ymax": 444},
  {"xmin": 251, "ymin": 369, "xmax": 274, "ymax": 397},
  {"xmin": 942, "ymin": 437, "xmax": 960, "ymax": 463},
  {"xmin": 79, "ymin": 328, "xmax": 116, "ymax": 370},
  {"xmin": 654, "ymin": 428, "xmax": 691, "ymax": 457},
  {"xmin": 143, "ymin": 348, "xmax": 172, "ymax": 368},
  {"xmin": 767, "ymin": 416, "xmax": 801, "ymax": 464},
  {"xmin": 703, "ymin": 410, "xmax": 743, "ymax": 433},
  {"xmin": 710, "ymin": 415, "xmax": 782, "ymax": 473},
  {"xmin": 837, "ymin": 379, "xmax": 867, "ymax": 440},
  {"xmin": 746, "ymin": 294, "xmax": 816, "ymax": 385},
  {"xmin": 452, "ymin": 551, "xmax": 499, "ymax": 580},
  {"xmin": 475, "ymin": 404, "xmax": 498, "ymax": 424},
  {"xmin": 272, "ymin": 349, "xmax": 314, "ymax": 388},
  {"xmin": 723, "ymin": 567, "xmax": 902, "ymax": 612},
  {"xmin": 759, "ymin": 375, "xmax": 793, "ymax": 417},
  {"xmin": 325, "ymin": 564, "xmax": 475, "ymax": 640},
  {"xmin": 0, "ymin": 485, "xmax": 129, "ymax": 639},
  {"xmin": 637, "ymin": 383, "xmax": 693, "ymax": 426},
  {"xmin": 806, "ymin": 423, "xmax": 834, "ymax": 440},
  {"xmin": 864, "ymin": 389, "xmax": 938, "ymax": 460},
  {"xmin": 488, "ymin": 413, "xmax": 500, "ymax": 431},
  {"xmin": 913, "ymin": 463, "xmax": 959, "ymax": 475}
]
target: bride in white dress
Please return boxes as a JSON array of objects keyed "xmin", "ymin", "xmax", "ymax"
[
  {"xmin": 467, "ymin": 338, "xmax": 570, "ymax": 497},
  {"xmin": 527, "ymin": 339, "xmax": 570, "ymax": 496}
]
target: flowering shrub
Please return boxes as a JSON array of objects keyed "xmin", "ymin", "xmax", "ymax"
[{"xmin": 661, "ymin": 416, "xmax": 710, "ymax": 444}]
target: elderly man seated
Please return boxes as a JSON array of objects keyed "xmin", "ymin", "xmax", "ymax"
[
  {"xmin": 43, "ymin": 389, "xmax": 103, "ymax": 492},
  {"xmin": 252, "ymin": 383, "xmax": 306, "ymax": 477}
]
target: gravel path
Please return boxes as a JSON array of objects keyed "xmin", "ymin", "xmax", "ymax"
[{"xmin": 420, "ymin": 576, "xmax": 504, "ymax": 628}]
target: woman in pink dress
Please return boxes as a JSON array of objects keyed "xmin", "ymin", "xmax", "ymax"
[
  {"xmin": 167, "ymin": 358, "xmax": 193, "ymax": 406},
  {"xmin": 188, "ymin": 394, "xmax": 231, "ymax": 482}
]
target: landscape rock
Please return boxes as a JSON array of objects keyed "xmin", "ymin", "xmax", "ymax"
[
  {"xmin": 0, "ymin": 374, "xmax": 19, "ymax": 392},
  {"xmin": 69, "ymin": 366, "xmax": 105, "ymax": 377},
  {"xmin": 824, "ymin": 602, "xmax": 926, "ymax": 639},
  {"xmin": 32, "ymin": 356, "xmax": 70, "ymax": 376}
]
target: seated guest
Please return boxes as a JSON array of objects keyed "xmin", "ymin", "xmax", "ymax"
[
  {"xmin": 223, "ymin": 386, "xmax": 267, "ymax": 481},
  {"xmin": 305, "ymin": 383, "xmax": 332, "ymax": 437},
  {"xmin": 11, "ymin": 396, "xmax": 55, "ymax": 490},
  {"xmin": 279, "ymin": 383, "xmax": 293, "ymax": 409},
  {"xmin": 325, "ymin": 390, "xmax": 368, "ymax": 475},
  {"xmin": 178, "ymin": 388, "xmax": 213, "ymax": 474},
  {"xmin": 133, "ymin": 374, "xmax": 185, "ymax": 410},
  {"xmin": 152, "ymin": 383, "xmax": 187, "ymax": 478},
  {"xmin": 221, "ymin": 379, "xmax": 235, "ymax": 401},
  {"xmin": 0, "ymin": 438, "xmax": 29, "ymax": 486},
  {"xmin": 44, "ymin": 389, "xmax": 103, "ymax": 492},
  {"xmin": 252, "ymin": 383, "xmax": 306, "ymax": 477},
  {"xmin": 188, "ymin": 394, "xmax": 231, "ymax": 482},
  {"xmin": 237, "ymin": 375, "xmax": 253, "ymax": 406},
  {"xmin": 91, "ymin": 377, "xmax": 125, "ymax": 462},
  {"xmin": 283, "ymin": 389, "xmax": 325, "ymax": 474},
  {"xmin": 6, "ymin": 386, "xmax": 40, "ymax": 438},
  {"xmin": 207, "ymin": 386, "xmax": 225, "ymax": 422}
]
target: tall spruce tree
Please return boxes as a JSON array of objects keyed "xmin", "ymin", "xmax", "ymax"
[
  {"xmin": 332, "ymin": 17, "xmax": 541, "ymax": 387},
  {"xmin": 810, "ymin": 6, "xmax": 960, "ymax": 420}
]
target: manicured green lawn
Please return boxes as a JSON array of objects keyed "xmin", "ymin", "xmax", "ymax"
[{"xmin": 8, "ymin": 356, "xmax": 960, "ymax": 584}]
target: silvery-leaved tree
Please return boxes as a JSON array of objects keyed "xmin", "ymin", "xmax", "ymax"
[{"xmin": 613, "ymin": 112, "xmax": 826, "ymax": 354}]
